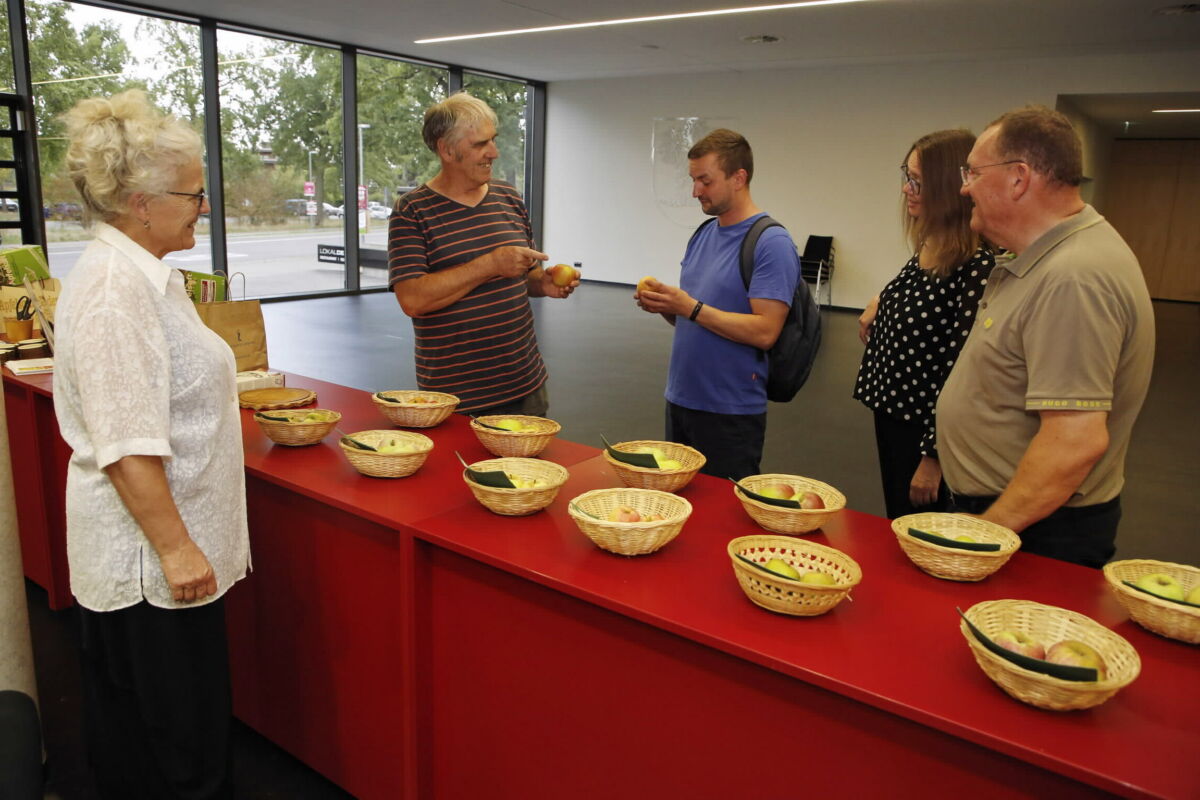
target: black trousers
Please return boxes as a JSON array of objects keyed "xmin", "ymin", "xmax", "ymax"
[
  {"xmin": 665, "ymin": 401, "xmax": 766, "ymax": 481},
  {"xmin": 872, "ymin": 410, "xmax": 948, "ymax": 519},
  {"xmin": 468, "ymin": 382, "xmax": 550, "ymax": 418},
  {"xmin": 78, "ymin": 598, "xmax": 233, "ymax": 800},
  {"xmin": 948, "ymin": 494, "xmax": 1121, "ymax": 569}
]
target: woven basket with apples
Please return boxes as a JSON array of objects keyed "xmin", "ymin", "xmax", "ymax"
[
  {"xmin": 891, "ymin": 512, "xmax": 1020, "ymax": 582},
  {"xmin": 462, "ymin": 457, "xmax": 569, "ymax": 516},
  {"xmin": 567, "ymin": 488, "xmax": 692, "ymax": 555},
  {"xmin": 372, "ymin": 390, "xmax": 459, "ymax": 428},
  {"xmin": 1102, "ymin": 559, "xmax": 1200, "ymax": 644},
  {"xmin": 960, "ymin": 599, "xmax": 1141, "ymax": 711},
  {"xmin": 253, "ymin": 408, "xmax": 341, "ymax": 446},
  {"xmin": 339, "ymin": 430, "xmax": 433, "ymax": 478},
  {"xmin": 602, "ymin": 440, "xmax": 705, "ymax": 493},
  {"xmin": 734, "ymin": 474, "xmax": 845, "ymax": 535},
  {"xmin": 728, "ymin": 535, "xmax": 861, "ymax": 616},
  {"xmin": 470, "ymin": 415, "xmax": 562, "ymax": 458}
]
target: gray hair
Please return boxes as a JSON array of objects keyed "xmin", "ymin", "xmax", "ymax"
[
  {"xmin": 422, "ymin": 91, "xmax": 497, "ymax": 154},
  {"xmin": 63, "ymin": 90, "xmax": 203, "ymax": 224}
]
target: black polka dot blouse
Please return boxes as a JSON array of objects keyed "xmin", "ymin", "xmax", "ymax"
[{"xmin": 853, "ymin": 246, "xmax": 992, "ymax": 458}]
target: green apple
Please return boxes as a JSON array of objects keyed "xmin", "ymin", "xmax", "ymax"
[
  {"xmin": 759, "ymin": 483, "xmax": 796, "ymax": 500},
  {"xmin": 377, "ymin": 438, "xmax": 415, "ymax": 454},
  {"xmin": 1136, "ymin": 573, "xmax": 1185, "ymax": 602},
  {"xmin": 493, "ymin": 418, "xmax": 526, "ymax": 432},
  {"xmin": 800, "ymin": 570, "xmax": 836, "ymax": 586},
  {"xmin": 764, "ymin": 558, "xmax": 801, "ymax": 580},
  {"xmin": 1188, "ymin": 584, "xmax": 1200, "ymax": 605},
  {"xmin": 1045, "ymin": 640, "xmax": 1107, "ymax": 680},
  {"xmin": 993, "ymin": 629, "xmax": 1045, "ymax": 659}
]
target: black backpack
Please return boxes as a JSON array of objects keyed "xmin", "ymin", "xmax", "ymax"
[{"xmin": 689, "ymin": 215, "xmax": 821, "ymax": 402}]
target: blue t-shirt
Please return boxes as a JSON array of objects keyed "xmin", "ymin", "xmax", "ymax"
[{"xmin": 666, "ymin": 213, "xmax": 801, "ymax": 415}]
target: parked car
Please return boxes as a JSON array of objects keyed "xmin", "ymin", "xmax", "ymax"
[
  {"xmin": 284, "ymin": 198, "xmax": 309, "ymax": 216},
  {"xmin": 50, "ymin": 202, "xmax": 82, "ymax": 221},
  {"xmin": 323, "ymin": 202, "xmax": 340, "ymax": 217}
]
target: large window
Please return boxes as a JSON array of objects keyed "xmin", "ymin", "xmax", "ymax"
[
  {"xmin": 356, "ymin": 54, "xmax": 446, "ymax": 287},
  {"xmin": 26, "ymin": 1, "xmax": 209, "ymax": 276},
  {"xmin": 4, "ymin": 1, "xmax": 540, "ymax": 298}
]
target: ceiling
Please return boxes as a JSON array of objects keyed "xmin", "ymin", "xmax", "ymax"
[{"xmin": 117, "ymin": 0, "xmax": 1200, "ymax": 132}]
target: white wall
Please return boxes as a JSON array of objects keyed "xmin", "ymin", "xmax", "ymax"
[{"xmin": 542, "ymin": 50, "xmax": 1200, "ymax": 309}]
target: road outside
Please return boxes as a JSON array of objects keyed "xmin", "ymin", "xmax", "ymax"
[{"xmin": 43, "ymin": 224, "xmax": 392, "ymax": 298}]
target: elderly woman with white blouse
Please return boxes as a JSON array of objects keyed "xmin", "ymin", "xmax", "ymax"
[{"xmin": 53, "ymin": 90, "xmax": 248, "ymax": 799}]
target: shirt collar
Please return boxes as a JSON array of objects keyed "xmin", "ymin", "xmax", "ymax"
[
  {"xmin": 93, "ymin": 221, "xmax": 174, "ymax": 295},
  {"xmin": 1001, "ymin": 204, "xmax": 1103, "ymax": 278}
]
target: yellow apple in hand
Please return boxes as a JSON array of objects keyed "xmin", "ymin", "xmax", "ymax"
[
  {"xmin": 1045, "ymin": 640, "xmax": 1107, "ymax": 680},
  {"xmin": 800, "ymin": 571, "xmax": 836, "ymax": 585},
  {"xmin": 636, "ymin": 276, "xmax": 657, "ymax": 294},
  {"xmin": 546, "ymin": 263, "xmax": 579, "ymax": 287},
  {"xmin": 765, "ymin": 558, "xmax": 801, "ymax": 580}
]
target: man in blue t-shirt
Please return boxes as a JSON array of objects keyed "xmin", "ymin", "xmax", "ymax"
[{"xmin": 636, "ymin": 129, "xmax": 801, "ymax": 479}]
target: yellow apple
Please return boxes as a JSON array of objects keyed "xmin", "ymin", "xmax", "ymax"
[
  {"xmin": 955, "ymin": 535, "xmax": 977, "ymax": 543},
  {"xmin": 1045, "ymin": 640, "xmax": 1107, "ymax": 680},
  {"xmin": 636, "ymin": 275, "xmax": 658, "ymax": 294},
  {"xmin": 607, "ymin": 505, "xmax": 641, "ymax": 523},
  {"xmin": 492, "ymin": 418, "xmax": 526, "ymax": 432},
  {"xmin": 1135, "ymin": 573, "xmax": 1185, "ymax": 601},
  {"xmin": 800, "ymin": 571, "xmax": 836, "ymax": 586},
  {"xmin": 765, "ymin": 558, "xmax": 801, "ymax": 580},
  {"xmin": 759, "ymin": 483, "xmax": 796, "ymax": 500},
  {"xmin": 546, "ymin": 263, "xmax": 579, "ymax": 287},
  {"xmin": 658, "ymin": 458, "xmax": 683, "ymax": 470},
  {"xmin": 1188, "ymin": 584, "xmax": 1200, "ymax": 605},
  {"xmin": 993, "ymin": 629, "xmax": 1045, "ymax": 659}
]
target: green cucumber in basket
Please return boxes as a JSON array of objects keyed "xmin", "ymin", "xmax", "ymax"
[
  {"xmin": 600, "ymin": 435, "xmax": 660, "ymax": 469},
  {"xmin": 909, "ymin": 527, "xmax": 1001, "ymax": 552},
  {"xmin": 956, "ymin": 608, "xmax": 1099, "ymax": 682},
  {"xmin": 455, "ymin": 451, "xmax": 515, "ymax": 489},
  {"xmin": 730, "ymin": 478, "xmax": 802, "ymax": 509}
]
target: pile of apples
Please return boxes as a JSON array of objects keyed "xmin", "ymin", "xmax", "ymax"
[
  {"xmin": 631, "ymin": 446, "xmax": 684, "ymax": 471},
  {"xmin": 763, "ymin": 558, "xmax": 835, "ymax": 585},
  {"xmin": 993, "ymin": 631, "xmax": 1108, "ymax": 680},
  {"xmin": 759, "ymin": 481, "xmax": 826, "ymax": 510},
  {"xmin": 1134, "ymin": 572, "xmax": 1200, "ymax": 605},
  {"xmin": 606, "ymin": 505, "xmax": 666, "ymax": 523}
]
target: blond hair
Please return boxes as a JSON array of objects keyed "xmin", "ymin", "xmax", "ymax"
[
  {"xmin": 63, "ymin": 90, "xmax": 202, "ymax": 224},
  {"xmin": 422, "ymin": 91, "xmax": 497, "ymax": 153}
]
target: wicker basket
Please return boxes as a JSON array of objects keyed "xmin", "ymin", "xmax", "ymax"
[
  {"xmin": 891, "ymin": 513, "xmax": 1020, "ymax": 582},
  {"xmin": 253, "ymin": 409, "xmax": 341, "ymax": 446},
  {"xmin": 470, "ymin": 415, "xmax": 562, "ymax": 458},
  {"xmin": 1103, "ymin": 559, "xmax": 1200, "ymax": 644},
  {"xmin": 602, "ymin": 440, "xmax": 705, "ymax": 493},
  {"xmin": 339, "ymin": 430, "xmax": 433, "ymax": 478},
  {"xmin": 734, "ymin": 474, "xmax": 845, "ymax": 535},
  {"xmin": 567, "ymin": 488, "xmax": 692, "ymax": 555},
  {"xmin": 463, "ymin": 457, "xmax": 569, "ymax": 516},
  {"xmin": 372, "ymin": 390, "xmax": 459, "ymax": 428},
  {"xmin": 727, "ymin": 535, "xmax": 861, "ymax": 616},
  {"xmin": 961, "ymin": 599, "xmax": 1141, "ymax": 711}
]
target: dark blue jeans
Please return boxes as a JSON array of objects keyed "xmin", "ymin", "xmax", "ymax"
[
  {"xmin": 948, "ymin": 494, "xmax": 1121, "ymax": 569},
  {"xmin": 665, "ymin": 401, "xmax": 766, "ymax": 481}
]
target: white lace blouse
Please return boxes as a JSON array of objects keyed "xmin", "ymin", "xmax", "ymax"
[{"xmin": 53, "ymin": 223, "xmax": 250, "ymax": 611}]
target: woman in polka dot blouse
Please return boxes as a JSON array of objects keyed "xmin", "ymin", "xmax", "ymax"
[{"xmin": 854, "ymin": 129, "xmax": 993, "ymax": 518}]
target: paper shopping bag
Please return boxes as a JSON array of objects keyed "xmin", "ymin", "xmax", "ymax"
[{"xmin": 194, "ymin": 299, "xmax": 269, "ymax": 371}]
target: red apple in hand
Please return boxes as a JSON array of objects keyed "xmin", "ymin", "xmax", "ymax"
[
  {"xmin": 1045, "ymin": 640, "xmax": 1106, "ymax": 680},
  {"xmin": 607, "ymin": 505, "xmax": 641, "ymax": 523},
  {"xmin": 993, "ymin": 630, "xmax": 1045, "ymax": 660},
  {"xmin": 546, "ymin": 263, "xmax": 579, "ymax": 287},
  {"xmin": 798, "ymin": 491, "xmax": 825, "ymax": 510}
]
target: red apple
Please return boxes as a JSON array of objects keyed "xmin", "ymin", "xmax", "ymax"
[
  {"xmin": 1045, "ymin": 640, "xmax": 1106, "ymax": 680},
  {"xmin": 546, "ymin": 263, "xmax": 579, "ymax": 287},
  {"xmin": 798, "ymin": 491, "xmax": 825, "ymax": 510},
  {"xmin": 993, "ymin": 629, "xmax": 1045, "ymax": 660},
  {"xmin": 607, "ymin": 505, "xmax": 641, "ymax": 523},
  {"xmin": 758, "ymin": 483, "xmax": 795, "ymax": 500}
]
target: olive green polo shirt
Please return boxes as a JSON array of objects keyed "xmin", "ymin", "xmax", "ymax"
[{"xmin": 936, "ymin": 205, "xmax": 1155, "ymax": 505}]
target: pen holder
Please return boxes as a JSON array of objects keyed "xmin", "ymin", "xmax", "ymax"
[{"xmin": 4, "ymin": 317, "xmax": 33, "ymax": 342}]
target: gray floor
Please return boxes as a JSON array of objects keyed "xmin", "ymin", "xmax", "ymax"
[{"xmin": 264, "ymin": 284, "xmax": 1200, "ymax": 566}]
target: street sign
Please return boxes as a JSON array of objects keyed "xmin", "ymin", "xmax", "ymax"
[
  {"xmin": 303, "ymin": 181, "xmax": 315, "ymax": 197},
  {"xmin": 317, "ymin": 244, "xmax": 345, "ymax": 264},
  {"xmin": 306, "ymin": 201, "xmax": 317, "ymax": 216},
  {"xmin": 357, "ymin": 185, "xmax": 368, "ymax": 209}
]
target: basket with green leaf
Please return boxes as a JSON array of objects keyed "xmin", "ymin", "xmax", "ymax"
[
  {"xmin": 1103, "ymin": 559, "xmax": 1200, "ymax": 644},
  {"xmin": 600, "ymin": 437, "xmax": 705, "ymax": 493},
  {"xmin": 567, "ymin": 488, "xmax": 692, "ymax": 555},
  {"xmin": 339, "ymin": 429, "xmax": 433, "ymax": 477},
  {"xmin": 891, "ymin": 513, "xmax": 1019, "ymax": 581},
  {"xmin": 461, "ymin": 455, "xmax": 569, "ymax": 516},
  {"xmin": 253, "ymin": 408, "xmax": 341, "ymax": 446},
  {"xmin": 372, "ymin": 390, "xmax": 459, "ymax": 428},
  {"xmin": 470, "ymin": 414, "xmax": 562, "ymax": 458},
  {"xmin": 733, "ymin": 474, "xmax": 845, "ymax": 535}
]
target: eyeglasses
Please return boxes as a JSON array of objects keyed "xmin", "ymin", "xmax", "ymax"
[
  {"xmin": 166, "ymin": 189, "xmax": 206, "ymax": 208},
  {"xmin": 960, "ymin": 160, "xmax": 1025, "ymax": 185},
  {"xmin": 900, "ymin": 165, "xmax": 921, "ymax": 196}
]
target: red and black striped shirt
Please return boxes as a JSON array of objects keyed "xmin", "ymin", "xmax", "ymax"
[{"xmin": 388, "ymin": 183, "xmax": 547, "ymax": 412}]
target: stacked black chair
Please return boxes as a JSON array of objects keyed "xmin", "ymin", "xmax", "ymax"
[
  {"xmin": 799, "ymin": 235, "xmax": 834, "ymax": 308},
  {"xmin": 0, "ymin": 690, "xmax": 43, "ymax": 799}
]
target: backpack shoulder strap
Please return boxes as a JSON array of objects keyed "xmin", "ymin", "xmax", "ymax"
[
  {"xmin": 686, "ymin": 217, "xmax": 718, "ymax": 252},
  {"xmin": 739, "ymin": 215, "xmax": 783, "ymax": 290}
]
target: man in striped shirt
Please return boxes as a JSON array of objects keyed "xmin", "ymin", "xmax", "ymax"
[{"xmin": 388, "ymin": 92, "xmax": 578, "ymax": 415}]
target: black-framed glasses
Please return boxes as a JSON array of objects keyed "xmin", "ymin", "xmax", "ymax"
[
  {"xmin": 166, "ymin": 189, "xmax": 206, "ymax": 208},
  {"xmin": 900, "ymin": 165, "xmax": 921, "ymax": 196},
  {"xmin": 960, "ymin": 160, "xmax": 1025, "ymax": 185}
]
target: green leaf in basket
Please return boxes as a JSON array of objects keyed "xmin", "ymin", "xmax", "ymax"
[
  {"xmin": 735, "ymin": 553, "xmax": 802, "ymax": 581},
  {"xmin": 600, "ymin": 435, "xmax": 660, "ymax": 468},
  {"xmin": 1121, "ymin": 580, "xmax": 1200, "ymax": 608},
  {"xmin": 336, "ymin": 428, "xmax": 377, "ymax": 451},
  {"xmin": 569, "ymin": 502, "xmax": 599, "ymax": 520},
  {"xmin": 374, "ymin": 392, "xmax": 402, "ymax": 404},
  {"xmin": 455, "ymin": 450, "xmax": 515, "ymax": 488},
  {"xmin": 909, "ymin": 527, "xmax": 1002, "ymax": 552},
  {"xmin": 255, "ymin": 412, "xmax": 292, "ymax": 422},
  {"xmin": 955, "ymin": 608, "xmax": 1099, "ymax": 682},
  {"xmin": 471, "ymin": 415, "xmax": 510, "ymax": 432},
  {"xmin": 729, "ymin": 478, "xmax": 802, "ymax": 509}
]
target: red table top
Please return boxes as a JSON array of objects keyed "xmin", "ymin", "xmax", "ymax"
[{"xmin": 11, "ymin": 368, "xmax": 1198, "ymax": 798}]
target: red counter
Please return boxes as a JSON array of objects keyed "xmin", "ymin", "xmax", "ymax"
[{"xmin": 6, "ymin": 369, "xmax": 1198, "ymax": 799}]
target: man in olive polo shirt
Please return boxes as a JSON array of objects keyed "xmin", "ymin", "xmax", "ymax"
[{"xmin": 936, "ymin": 106, "xmax": 1154, "ymax": 568}]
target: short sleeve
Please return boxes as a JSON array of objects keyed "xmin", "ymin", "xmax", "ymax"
[
  {"xmin": 73, "ymin": 304, "xmax": 172, "ymax": 469},
  {"xmin": 387, "ymin": 203, "xmax": 429, "ymax": 287},
  {"xmin": 1023, "ymin": 279, "xmax": 1123, "ymax": 411},
  {"xmin": 747, "ymin": 227, "xmax": 801, "ymax": 305}
]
